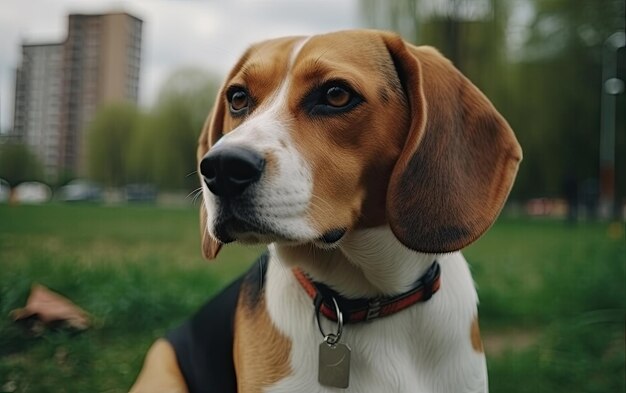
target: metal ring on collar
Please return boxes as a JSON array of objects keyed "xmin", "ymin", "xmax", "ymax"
[{"xmin": 316, "ymin": 297, "xmax": 343, "ymax": 345}]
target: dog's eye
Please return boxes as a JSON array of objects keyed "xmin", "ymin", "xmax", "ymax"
[
  {"xmin": 227, "ymin": 87, "xmax": 249, "ymax": 115},
  {"xmin": 230, "ymin": 91, "xmax": 248, "ymax": 111},
  {"xmin": 304, "ymin": 81, "xmax": 363, "ymax": 116},
  {"xmin": 325, "ymin": 86, "xmax": 351, "ymax": 108}
]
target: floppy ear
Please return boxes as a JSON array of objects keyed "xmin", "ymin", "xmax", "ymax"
[
  {"xmin": 197, "ymin": 90, "xmax": 227, "ymax": 260},
  {"xmin": 382, "ymin": 34, "xmax": 522, "ymax": 253},
  {"xmin": 197, "ymin": 48, "xmax": 255, "ymax": 260}
]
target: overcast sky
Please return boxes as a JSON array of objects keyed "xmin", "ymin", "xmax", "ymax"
[{"xmin": 0, "ymin": 0, "xmax": 363, "ymax": 131}]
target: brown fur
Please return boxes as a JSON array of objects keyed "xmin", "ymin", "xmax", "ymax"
[
  {"xmin": 287, "ymin": 32, "xmax": 410, "ymax": 232},
  {"xmin": 471, "ymin": 316, "xmax": 484, "ymax": 353},
  {"xmin": 233, "ymin": 278, "xmax": 292, "ymax": 392},
  {"xmin": 382, "ymin": 37, "xmax": 523, "ymax": 252},
  {"xmin": 130, "ymin": 339, "xmax": 189, "ymax": 393}
]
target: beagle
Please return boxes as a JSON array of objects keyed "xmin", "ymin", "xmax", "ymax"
[{"xmin": 131, "ymin": 29, "xmax": 522, "ymax": 393}]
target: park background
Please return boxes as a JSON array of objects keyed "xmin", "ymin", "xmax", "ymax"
[{"xmin": 1, "ymin": 0, "xmax": 624, "ymax": 392}]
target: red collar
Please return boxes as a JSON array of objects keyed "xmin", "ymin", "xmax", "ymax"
[{"xmin": 293, "ymin": 261, "xmax": 441, "ymax": 324}]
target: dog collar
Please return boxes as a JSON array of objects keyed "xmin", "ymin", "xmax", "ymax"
[{"xmin": 293, "ymin": 261, "xmax": 441, "ymax": 324}]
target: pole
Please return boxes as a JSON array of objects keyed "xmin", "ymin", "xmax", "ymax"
[{"xmin": 599, "ymin": 31, "xmax": 625, "ymax": 219}]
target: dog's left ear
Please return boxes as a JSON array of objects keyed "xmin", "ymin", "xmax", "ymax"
[
  {"xmin": 382, "ymin": 33, "xmax": 522, "ymax": 253},
  {"xmin": 196, "ymin": 48, "xmax": 255, "ymax": 260},
  {"xmin": 196, "ymin": 93, "xmax": 226, "ymax": 260}
]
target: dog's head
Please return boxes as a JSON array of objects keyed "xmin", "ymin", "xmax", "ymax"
[{"xmin": 197, "ymin": 30, "xmax": 522, "ymax": 259}]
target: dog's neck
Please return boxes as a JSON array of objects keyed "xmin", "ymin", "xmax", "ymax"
[{"xmin": 273, "ymin": 226, "xmax": 437, "ymax": 298}]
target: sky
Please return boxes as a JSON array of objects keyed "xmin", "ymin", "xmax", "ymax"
[{"xmin": 0, "ymin": 0, "xmax": 362, "ymax": 132}]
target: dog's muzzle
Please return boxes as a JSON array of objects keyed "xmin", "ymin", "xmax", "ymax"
[{"xmin": 200, "ymin": 146, "xmax": 269, "ymax": 242}]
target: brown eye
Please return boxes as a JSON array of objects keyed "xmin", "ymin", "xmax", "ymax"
[
  {"xmin": 305, "ymin": 81, "xmax": 362, "ymax": 116},
  {"xmin": 325, "ymin": 86, "xmax": 350, "ymax": 107},
  {"xmin": 230, "ymin": 90, "xmax": 249, "ymax": 112}
]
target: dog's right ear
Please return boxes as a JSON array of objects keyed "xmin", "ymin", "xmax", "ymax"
[
  {"xmin": 381, "ymin": 33, "xmax": 522, "ymax": 253},
  {"xmin": 197, "ymin": 89, "xmax": 227, "ymax": 260},
  {"xmin": 197, "ymin": 48, "xmax": 254, "ymax": 260}
]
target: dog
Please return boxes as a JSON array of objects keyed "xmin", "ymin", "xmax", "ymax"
[{"xmin": 131, "ymin": 29, "xmax": 522, "ymax": 393}]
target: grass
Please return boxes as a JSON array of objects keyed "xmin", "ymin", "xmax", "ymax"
[
  {"xmin": 0, "ymin": 204, "xmax": 624, "ymax": 392},
  {"xmin": 465, "ymin": 218, "xmax": 625, "ymax": 392}
]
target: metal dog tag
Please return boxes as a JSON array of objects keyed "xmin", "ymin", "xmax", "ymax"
[{"xmin": 318, "ymin": 340, "xmax": 351, "ymax": 389}]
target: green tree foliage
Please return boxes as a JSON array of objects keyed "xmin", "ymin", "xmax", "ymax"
[
  {"xmin": 149, "ymin": 98, "xmax": 200, "ymax": 190},
  {"xmin": 0, "ymin": 142, "xmax": 44, "ymax": 186},
  {"xmin": 361, "ymin": 0, "xmax": 509, "ymax": 86},
  {"xmin": 512, "ymin": 0, "xmax": 625, "ymax": 199},
  {"xmin": 87, "ymin": 68, "xmax": 218, "ymax": 191},
  {"xmin": 156, "ymin": 68, "xmax": 219, "ymax": 133},
  {"xmin": 360, "ymin": 0, "xmax": 625, "ymax": 201},
  {"xmin": 148, "ymin": 68, "xmax": 219, "ymax": 190},
  {"xmin": 126, "ymin": 115, "xmax": 156, "ymax": 185},
  {"xmin": 87, "ymin": 104, "xmax": 141, "ymax": 187}
]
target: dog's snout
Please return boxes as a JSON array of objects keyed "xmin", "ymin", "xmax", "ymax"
[{"xmin": 200, "ymin": 146, "xmax": 265, "ymax": 197}]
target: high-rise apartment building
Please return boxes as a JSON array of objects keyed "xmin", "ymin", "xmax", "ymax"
[
  {"xmin": 13, "ymin": 12, "xmax": 142, "ymax": 179},
  {"xmin": 13, "ymin": 43, "xmax": 64, "ymax": 179}
]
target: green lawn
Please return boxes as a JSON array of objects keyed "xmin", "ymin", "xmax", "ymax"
[{"xmin": 0, "ymin": 204, "xmax": 624, "ymax": 392}]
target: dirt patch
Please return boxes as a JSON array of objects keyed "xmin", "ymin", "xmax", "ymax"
[{"xmin": 483, "ymin": 328, "xmax": 540, "ymax": 357}]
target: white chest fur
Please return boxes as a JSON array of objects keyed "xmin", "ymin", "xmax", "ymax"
[{"xmin": 263, "ymin": 247, "xmax": 488, "ymax": 393}]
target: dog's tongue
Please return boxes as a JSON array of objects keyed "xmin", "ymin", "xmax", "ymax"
[{"xmin": 319, "ymin": 228, "xmax": 346, "ymax": 244}]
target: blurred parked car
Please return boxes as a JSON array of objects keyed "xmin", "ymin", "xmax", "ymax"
[
  {"xmin": 525, "ymin": 198, "xmax": 567, "ymax": 217},
  {"xmin": 14, "ymin": 182, "xmax": 52, "ymax": 204},
  {"xmin": 59, "ymin": 180, "xmax": 103, "ymax": 202},
  {"xmin": 0, "ymin": 178, "xmax": 10, "ymax": 202},
  {"xmin": 124, "ymin": 183, "xmax": 157, "ymax": 203}
]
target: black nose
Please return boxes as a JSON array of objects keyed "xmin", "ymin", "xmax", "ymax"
[{"xmin": 200, "ymin": 146, "xmax": 265, "ymax": 197}]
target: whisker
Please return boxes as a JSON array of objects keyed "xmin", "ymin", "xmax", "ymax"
[
  {"xmin": 186, "ymin": 187, "xmax": 205, "ymax": 206},
  {"xmin": 311, "ymin": 194, "xmax": 333, "ymax": 210},
  {"xmin": 192, "ymin": 191, "xmax": 204, "ymax": 205},
  {"xmin": 309, "ymin": 195, "xmax": 334, "ymax": 216},
  {"xmin": 186, "ymin": 187, "xmax": 202, "ymax": 200}
]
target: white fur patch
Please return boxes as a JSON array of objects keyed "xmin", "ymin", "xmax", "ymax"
[{"xmin": 265, "ymin": 236, "xmax": 488, "ymax": 393}]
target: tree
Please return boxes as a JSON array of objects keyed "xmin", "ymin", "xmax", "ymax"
[
  {"xmin": 360, "ymin": 0, "xmax": 510, "ymax": 82},
  {"xmin": 155, "ymin": 68, "xmax": 220, "ymax": 134},
  {"xmin": 86, "ymin": 104, "xmax": 141, "ymax": 187},
  {"xmin": 147, "ymin": 99, "xmax": 199, "ymax": 190},
  {"xmin": 87, "ymin": 69, "xmax": 219, "ymax": 191},
  {"xmin": 143, "ymin": 68, "xmax": 219, "ymax": 190},
  {"xmin": 360, "ymin": 0, "xmax": 625, "ymax": 201},
  {"xmin": 510, "ymin": 0, "xmax": 625, "ymax": 199},
  {"xmin": 126, "ymin": 115, "xmax": 156, "ymax": 185},
  {"xmin": 0, "ymin": 142, "xmax": 44, "ymax": 186}
]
